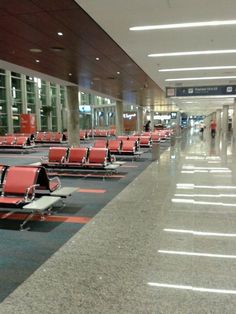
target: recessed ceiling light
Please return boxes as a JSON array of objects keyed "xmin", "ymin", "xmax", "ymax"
[
  {"xmin": 57, "ymin": 32, "xmax": 63, "ymax": 36},
  {"xmin": 130, "ymin": 20, "xmax": 236, "ymax": 31},
  {"xmin": 117, "ymin": 71, "xmax": 120, "ymax": 74},
  {"xmin": 35, "ymin": 59, "xmax": 40, "ymax": 63},
  {"xmin": 29, "ymin": 48, "xmax": 42, "ymax": 53},
  {"xmin": 68, "ymin": 73, "xmax": 72, "ymax": 76},
  {"xmin": 96, "ymin": 57, "xmax": 100, "ymax": 61},
  {"xmin": 149, "ymin": 49, "xmax": 236, "ymax": 57},
  {"xmin": 165, "ymin": 76, "xmax": 236, "ymax": 82},
  {"xmin": 159, "ymin": 65, "xmax": 236, "ymax": 72}
]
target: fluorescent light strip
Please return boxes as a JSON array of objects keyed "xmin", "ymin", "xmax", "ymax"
[
  {"xmin": 174, "ymin": 193, "xmax": 236, "ymax": 198},
  {"xmin": 181, "ymin": 170, "xmax": 231, "ymax": 174},
  {"xmin": 130, "ymin": 20, "xmax": 236, "ymax": 31},
  {"xmin": 164, "ymin": 228, "xmax": 236, "ymax": 237},
  {"xmin": 159, "ymin": 65, "xmax": 236, "ymax": 72},
  {"xmin": 166, "ymin": 76, "xmax": 236, "ymax": 82},
  {"xmin": 182, "ymin": 166, "xmax": 228, "ymax": 170},
  {"xmin": 148, "ymin": 282, "xmax": 236, "ymax": 294},
  {"xmin": 148, "ymin": 49, "xmax": 236, "ymax": 57},
  {"xmin": 159, "ymin": 250, "xmax": 236, "ymax": 259},
  {"xmin": 176, "ymin": 183, "xmax": 236, "ymax": 189},
  {"xmin": 172, "ymin": 198, "xmax": 236, "ymax": 206}
]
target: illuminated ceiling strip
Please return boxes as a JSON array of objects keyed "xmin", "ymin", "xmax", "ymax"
[
  {"xmin": 159, "ymin": 65, "xmax": 236, "ymax": 72},
  {"xmin": 174, "ymin": 193, "xmax": 236, "ymax": 198},
  {"xmin": 166, "ymin": 76, "xmax": 236, "ymax": 81},
  {"xmin": 164, "ymin": 228, "xmax": 236, "ymax": 237},
  {"xmin": 158, "ymin": 250, "xmax": 236, "ymax": 259},
  {"xmin": 148, "ymin": 49, "xmax": 236, "ymax": 57},
  {"xmin": 171, "ymin": 198, "xmax": 236, "ymax": 206},
  {"xmin": 130, "ymin": 20, "xmax": 236, "ymax": 31},
  {"xmin": 176, "ymin": 183, "xmax": 236, "ymax": 189},
  {"xmin": 148, "ymin": 282, "xmax": 236, "ymax": 294}
]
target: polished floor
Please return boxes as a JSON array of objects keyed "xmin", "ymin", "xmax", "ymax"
[{"xmin": 1, "ymin": 129, "xmax": 236, "ymax": 313}]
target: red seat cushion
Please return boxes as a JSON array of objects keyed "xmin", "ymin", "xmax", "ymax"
[{"xmin": 0, "ymin": 196, "xmax": 25, "ymax": 204}]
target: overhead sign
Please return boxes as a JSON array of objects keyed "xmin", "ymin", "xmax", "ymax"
[{"xmin": 166, "ymin": 85, "xmax": 236, "ymax": 97}]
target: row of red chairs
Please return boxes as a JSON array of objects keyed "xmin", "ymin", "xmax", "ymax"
[
  {"xmin": 116, "ymin": 135, "xmax": 152, "ymax": 147},
  {"xmin": 94, "ymin": 139, "xmax": 139, "ymax": 154},
  {"xmin": 35, "ymin": 132, "xmax": 66, "ymax": 143},
  {"xmin": 42, "ymin": 147, "xmax": 114, "ymax": 169},
  {"xmin": 0, "ymin": 136, "xmax": 32, "ymax": 148}
]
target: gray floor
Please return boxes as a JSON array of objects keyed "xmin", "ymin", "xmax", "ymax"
[{"xmin": 1, "ymin": 129, "xmax": 236, "ymax": 313}]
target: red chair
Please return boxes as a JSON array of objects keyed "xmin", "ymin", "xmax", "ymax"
[
  {"xmin": 85, "ymin": 148, "xmax": 108, "ymax": 168},
  {"xmin": 121, "ymin": 140, "xmax": 137, "ymax": 153},
  {"xmin": 42, "ymin": 147, "xmax": 68, "ymax": 166},
  {"xmin": 44, "ymin": 132, "xmax": 53, "ymax": 142},
  {"xmin": 14, "ymin": 136, "xmax": 29, "ymax": 147},
  {"xmin": 139, "ymin": 136, "xmax": 152, "ymax": 147},
  {"xmin": 117, "ymin": 136, "xmax": 128, "ymax": 141},
  {"xmin": 66, "ymin": 147, "xmax": 88, "ymax": 166},
  {"xmin": 151, "ymin": 133, "xmax": 160, "ymax": 142},
  {"xmin": 0, "ymin": 166, "xmax": 40, "ymax": 206},
  {"xmin": 5, "ymin": 136, "xmax": 16, "ymax": 146},
  {"xmin": 108, "ymin": 140, "xmax": 121, "ymax": 153},
  {"xmin": 35, "ymin": 132, "xmax": 45, "ymax": 142},
  {"xmin": 0, "ymin": 137, "xmax": 6, "ymax": 145},
  {"xmin": 52, "ymin": 133, "xmax": 63, "ymax": 143},
  {"xmin": 94, "ymin": 139, "xmax": 107, "ymax": 148}
]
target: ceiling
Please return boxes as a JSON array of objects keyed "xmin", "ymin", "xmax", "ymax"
[
  {"xmin": 0, "ymin": 0, "xmax": 163, "ymax": 105},
  {"xmin": 76, "ymin": 0, "xmax": 236, "ymax": 114}
]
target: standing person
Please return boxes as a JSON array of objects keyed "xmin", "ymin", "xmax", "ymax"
[
  {"xmin": 144, "ymin": 120, "xmax": 151, "ymax": 132},
  {"xmin": 199, "ymin": 122, "xmax": 205, "ymax": 134},
  {"xmin": 210, "ymin": 120, "xmax": 217, "ymax": 138}
]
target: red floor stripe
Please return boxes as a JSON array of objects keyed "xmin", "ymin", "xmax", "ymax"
[
  {"xmin": 49, "ymin": 172, "xmax": 125, "ymax": 178},
  {"xmin": 78, "ymin": 188, "xmax": 107, "ymax": 193},
  {"xmin": 0, "ymin": 212, "xmax": 91, "ymax": 224}
]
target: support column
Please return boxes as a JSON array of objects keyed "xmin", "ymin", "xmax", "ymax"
[
  {"xmin": 5, "ymin": 70, "xmax": 13, "ymax": 133},
  {"xmin": 150, "ymin": 111, "xmax": 154, "ymax": 131},
  {"xmin": 35, "ymin": 80, "xmax": 41, "ymax": 131},
  {"xmin": 216, "ymin": 109, "xmax": 222, "ymax": 134},
  {"xmin": 137, "ymin": 106, "xmax": 143, "ymax": 133},
  {"xmin": 222, "ymin": 105, "xmax": 229, "ymax": 135},
  {"xmin": 20, "ymin": 74, "xmax": 27, "ymax": 114},
  {"xmin": 46, "ymin": 81, "xmax": 52, "ymax": 131},
  {"xmin": 56, "ymin": 84, "xmax": 62, "ymax": 132},
  {"xmin": 233, "ymin": 99, "xmax": 236, "ymax": 141},
  {"xmin": 67, "ymin": 86, "xmax": 80, "ymax": 146},
  {"xmin": 115, "ymin": 100, "xmax": 123, "ymax": 135}
]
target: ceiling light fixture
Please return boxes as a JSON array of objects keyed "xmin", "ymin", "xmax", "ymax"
[
  {"xmin": 159, "ymin": 65, "xmax": 236, "ymax": 72},
  {"xmin": 68, "ymin": 73, "xmax": 72, "ymax": 76},
  {"xmin": 148, "ymin": 49, "xmax": 236, "ymax": 57},
  {"xmin": 57, "ymin": 32, "xmax": 63, "ymax": 36},
  {"xmin": 130, "ymin": 20, "xmax": 236, "ymax": 31},
  {"xmin": 165, "ymin": 76, "xmax": 236, "ymax": 81},
  {"xmin": 117, "ymin": 71, "xmax": 120, "ymax": 74},
  {"xmin": 29, "ymin": 48, "xmax": 42, "ymax": 53},
  {"xmin": 96, "ymin": 57, "xmax": 100, "ymax": 61},
  {"xmin": 35, "ymin": 59, "xmax": 40, "ymax": 63}
]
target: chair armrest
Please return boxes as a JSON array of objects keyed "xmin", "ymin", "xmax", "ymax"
[
  {"xmin": 25, "ymin": 184, "xmax": 39, "ymax": 202},
  {"xmin": 49, "ymin": 176, "xmax": 61, "ymax": 190}
]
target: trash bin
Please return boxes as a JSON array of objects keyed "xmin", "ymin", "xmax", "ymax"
[{"xmin": 152, "ymin": 143, "xmax": 160, "ymax": 161}]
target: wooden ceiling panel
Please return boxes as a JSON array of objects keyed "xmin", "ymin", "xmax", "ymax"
[{"xmin": 0, "ymin": 0, "xmax": 163, "ymax": 103}]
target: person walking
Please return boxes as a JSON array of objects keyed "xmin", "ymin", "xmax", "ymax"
[{"xmin": 210, "ymin": 120, "xmax": 217, "ymax": 138}]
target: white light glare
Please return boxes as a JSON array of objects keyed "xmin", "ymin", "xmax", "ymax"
[
  {"xmin": 174, "ymin": 193, "xmax": 236, "ymax": 198},
  {"xmin": 171, "ymin": 198, "xmax": 236, "ymax": 207},
  {"xmin": 148, "ymin": 282, "xmax": 236, "ymax": 295},
  {"xmin": 166, "ymin": 76, "xmax": 236, "ymax": 82},
  {"xmin": 130, "ymin": 20, "xmax": 236, "ymax": 31},
  {"xmin": 148, "ymin": 49, "xmax": 236, "ymax": 58},
  {"xmin": 159, "ymin": 250, "xmax": 236, "ymax": 259},
  {"xmin": 176, "ymin": 183, "xmax": 236, "ymax": 190},
  {"xmin": 159, "ymin": 65, "xmax": 236, "ymax": 72},
  {"xmin": 164, "ymin": 228, "xmax": 236, "ymax": 237}
]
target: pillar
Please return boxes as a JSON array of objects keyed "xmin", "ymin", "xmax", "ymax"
[
  {"xmin": 222, "ymin": 105, "xmax": 229, "ymax": 134},
  {"xmin": 115, "ymin": 100, "xmax": 123, "ymax": 135},
  {"xmin": 216, "ymin": 109, "xmax": 221, "ymax": 133},
  {"xmin": 67, "ymin": 86, "xmax": 80, "ymax": 146},
  {"xmin": 5, "ymin": 70, "xmax": 13, "ymax": 133},
  {"xmin": 20, "ymin": 74, "xmax": 27, "ymax": 114},
  {"xmin": 137, "ymin": 106, "xmax": 143, "ymax": 133},
  {"xmin": 46, "ymin": 81, "xmax": 52, "ymax": 131},
  {"xmin": 150, "ymin": 110, "xmax": 154, "ymax": 131},
  {"xmin": 35, "ymin": 80, "xmax": 41, "ymax": 131},
  {"xmin": 56, "ymin": 84, "xmax": 62, "ymax": 132},
  {"xmin": 233, "ymin": 99, "xmax": 236, "ymax": 141}
]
